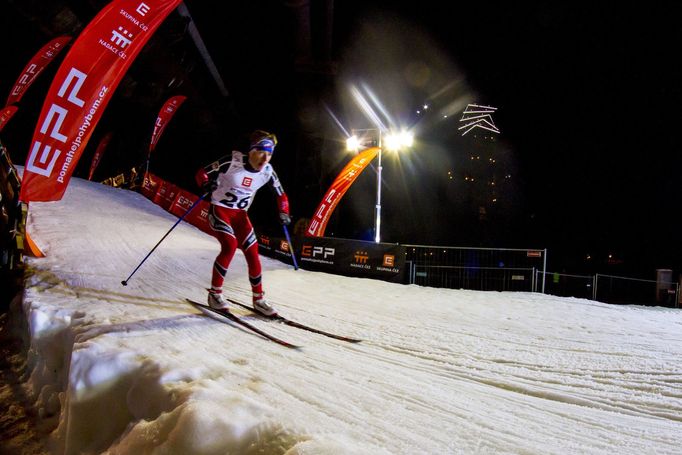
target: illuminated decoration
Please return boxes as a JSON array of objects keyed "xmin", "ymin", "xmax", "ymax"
[{"xmin": 458, "ymin": 103, "xmax": 500, "ymax": 136}]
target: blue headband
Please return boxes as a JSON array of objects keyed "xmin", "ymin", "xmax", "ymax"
[{"xmin": 251, "ymin": 138, "xmax": 275, "ymax": 153}]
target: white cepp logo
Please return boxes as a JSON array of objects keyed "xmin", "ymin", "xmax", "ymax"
[
  {"xmin": 302, "ymin": 245, "xmax": 335, "ymax": 259},
  {"xmin": 26, "ymin": 67, "xmax": 86, "ymax": 177}
]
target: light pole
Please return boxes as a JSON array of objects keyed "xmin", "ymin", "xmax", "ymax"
[
  {"xmin": 347, "ymin": 129, "xmax": 413, "ymax": 243},
  {"xmin": 374, "ymin": 132, "xmax": 383, "ymax": 243}
]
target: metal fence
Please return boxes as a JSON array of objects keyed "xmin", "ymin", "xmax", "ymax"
[
  {"xmin": 405, "ymin": 245, "xmax": 547, "ymax": 292},
  {"xmin": 404, "ymin": 243, "xmax": 679, "ymax": 308},
  {"xmin": 536, "ymin": 271, "xmax": 680, "ymax": 308},
  {"xmin": 537, "ymin": 271, "xmax": 595, "ymax": 299}
]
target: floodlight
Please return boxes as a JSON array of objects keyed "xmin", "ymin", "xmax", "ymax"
[{"xmin": 346, "ymin": 135, "xmax": 361, "ymax": 152}]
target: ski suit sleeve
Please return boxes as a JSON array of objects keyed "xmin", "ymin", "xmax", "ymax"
[
  {"xmin": 195, "ymin": 168, "xmax": 210, "ymax": 188},
  {"xmin": 268, "ymin": 169, "xmax": 290, "ymax": 225},
  {"xmin": 195, "ymin": 155, "xmax": 232, "ymax": 192},
  {"xmin": 268, "ymin": 169, "xmax": 289, "ymax": 213}
]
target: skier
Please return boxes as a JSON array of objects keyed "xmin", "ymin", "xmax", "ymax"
[{"xmin": 195, "ymin": 130, "xmax": 291, "ymax": 316}]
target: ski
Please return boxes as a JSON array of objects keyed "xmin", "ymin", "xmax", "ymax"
[
  {"xmin": 226, "ymin": 298, "xmax": 362, "ymax": 343},
  {"xmin": 186, "ymin": 299, "xmax": 300, "ymax": 349}
]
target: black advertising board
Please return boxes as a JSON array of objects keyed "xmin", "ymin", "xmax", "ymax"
[{"xmin": 258, "ymin": 234, "xmax": 406, "ymax": 283}]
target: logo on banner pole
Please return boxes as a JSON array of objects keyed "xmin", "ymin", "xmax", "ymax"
[
  {"xmin": 111, "ymin": 26, "xmax": 134, "ymax": 49},
  {"xmin": 136, "ymin": 3, "xmax": 151, "ymax": 15}
]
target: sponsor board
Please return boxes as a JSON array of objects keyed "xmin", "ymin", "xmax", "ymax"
[{"xmin": 260, "ymin": 235, "xmax": 406, "ymax": 283}]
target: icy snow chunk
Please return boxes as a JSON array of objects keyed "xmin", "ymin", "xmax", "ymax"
[
  {"xmin": 111, "ymin": 386, "xmax": 321, "ymax": 454},
  {"xmin": 68, "ymin": 349, "xmax": 138, "ymax": 399},
  {"xmin": 55, "ymin": 348, "xmax": 141, "ymax": 454},
  {"xmin": 27, "ymin": 305, "xmax": 74, "ymax": 339},
  {"xmin": 283, "ymin": 435, "xmax": 392, "ymax": 455}
]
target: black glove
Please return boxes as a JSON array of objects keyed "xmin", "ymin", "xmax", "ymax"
[
  {"xmin": 202, "ymin": 179, "xmax": 218, "ymax": 193},
  {"xmin": 279, "ymin": 212, "xmax": 291, "ymax": 226}
]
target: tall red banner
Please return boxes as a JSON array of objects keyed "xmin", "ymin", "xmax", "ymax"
[
  {"xmin": 306, "ymin": 147, "xmax": 379, "ymax": 237},
  {"xmin": 0, "ymin": 106, "xmax": 19, "ymax": 132},
  {"xmin": 149, "ymin": 95, "xmax": 186, "ymax": 153},
  {"xmin": 6, "ymin": 36, "xmax": 72, "ymax": 106},
  {"xmin": 20, "ymin": 0, "xmax": 182, "ymax": 203},
  {"xmin": 88, "ymin": 131, "xmax": 113, "ymax": 180}
]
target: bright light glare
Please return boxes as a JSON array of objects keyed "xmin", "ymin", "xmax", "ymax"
[
  {"xmin": 399, "ymin": 131, "xmax": 414, "ymax": 148},
  {"xmin": 346, "ymin": 135, "xmax": 361, "ymax": 151},
  {"xmin": 384, "ymin": 134, "xmax": 401, "ymax": 151},
  {"xmin": 349, "ymin": 84, "xmax": 388, "ymax": 131},
  {"xmin": 384, "ymin": 131, "xmax": 414, "ymax": 151}
]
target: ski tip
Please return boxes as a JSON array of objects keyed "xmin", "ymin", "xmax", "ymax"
[{"xmin": 186, "ymin": 298, "xmax": 204, "ymax": 308}]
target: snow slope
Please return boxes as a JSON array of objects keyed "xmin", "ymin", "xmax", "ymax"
[{"xmin": 19, "ymin": 175, "xmax": 682, "ymax": 454}]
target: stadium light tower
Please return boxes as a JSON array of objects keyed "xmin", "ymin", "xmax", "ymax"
[{"xmin": 346, "ymin": 128, "xmax": 413, "ymax": 243}]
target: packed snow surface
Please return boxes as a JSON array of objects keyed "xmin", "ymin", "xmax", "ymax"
[{"xmin": 19, "ymin": 174, "xmax": 682, "ymax": 454}]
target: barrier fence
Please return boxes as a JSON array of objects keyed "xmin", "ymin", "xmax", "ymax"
[
  {"xmin": 405, "ymin": 245, "xmax": 547, "ymax": 292},
  {"xmin": 538, "ymin": 271, "xmax": 680, "ymax": 308},
  {"xmin": 537, "ymin": 271, "xmax": 595, "ymax": 300}
]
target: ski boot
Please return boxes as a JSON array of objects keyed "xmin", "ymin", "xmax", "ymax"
[
  {"xmin": 208, "ymin": 291, "xmax": 230, "ymax": 310},
  {"xmin": 253, "ymin": 292, "xmax": 277, "ymax": 317}
]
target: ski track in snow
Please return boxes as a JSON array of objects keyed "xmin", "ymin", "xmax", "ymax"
[{"xmin": 18, "ymin": 175, "xmax": 682, "ymax": 454}]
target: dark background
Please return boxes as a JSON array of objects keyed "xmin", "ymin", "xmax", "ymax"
[{"xmin": 1, "ymin": 1, "xmax": 680, "ymax": 278}]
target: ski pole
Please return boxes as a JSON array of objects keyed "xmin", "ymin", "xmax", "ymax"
[
  {"xmin": 121, "ymin": 193, "xmax": 208, "ymax": 286},
  {"xmin": 282, "ymin": 224, "xmax": 299, "ymax": 270}
]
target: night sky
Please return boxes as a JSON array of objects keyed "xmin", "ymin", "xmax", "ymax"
[{"xmin": 1, "ymin": 1, "xmax": 680, "ymax": 278}]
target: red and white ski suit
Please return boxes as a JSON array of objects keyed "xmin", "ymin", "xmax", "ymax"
[{"xmin": 195, "ymin": 150, "xmax": 289, "ymax": 295}]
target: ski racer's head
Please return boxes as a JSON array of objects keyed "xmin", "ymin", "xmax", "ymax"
[{"xmin": 248, "ymin": 130, "xmax": 277, "ymax": 171}]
